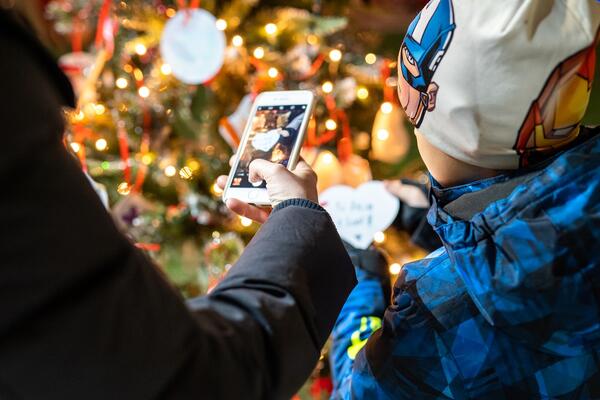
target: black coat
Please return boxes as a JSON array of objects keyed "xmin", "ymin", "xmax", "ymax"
[{"xmin": 0, "ymin": 10, "xmax": 356, "ymax": 399}]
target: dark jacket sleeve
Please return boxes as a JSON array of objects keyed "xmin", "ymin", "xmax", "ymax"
[{"xmin": 0, "ymin": 12, "xmax": 356, "ymax": 400}]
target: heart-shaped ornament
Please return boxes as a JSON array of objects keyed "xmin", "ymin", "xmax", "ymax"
[
  {"xmin": 252, "ymin": 130, "xmax": 281, "ymax": 152},
  {"xmin": 320, "ymin": 181, "xmax": 399, "ymax": 249}
]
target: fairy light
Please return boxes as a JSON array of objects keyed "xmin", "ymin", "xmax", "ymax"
[
  {"xmin": 253, "ymin": 47, "xmax": 265, "ymax": 59},
  {"xmin": 165, "ymin": 7, "xmax": 176, "ymax": 18},
  {"xmin": 141, "ymin": 153, "xmax": 154, "ymax": 165},
  {"xmin": 138, "ymin": 86, "xmax": 150, "ymax": 98},
  {"xmin": 240, "ymin": 216, "xmax": 253, "ymax": 227},
  {"xmin": 321, "ymin": 151, "xmax": 335, "ymax": 164},
  {"xmin": 389, "ymin": 263, "xmax": 402, "ymax": 275},
  {"xmin": 377, "ymin": 129, "xmax": 390, "ymax": 141},
  {"xmin": 321, "ymin": 81, "xmax": 334, "ymax": 94},
  {"xmin": 187, "ymin": 159, "xmax": 201, "ymax": 171},
  {"xmin": 133, "ymin": 68, "xmax": 144, "ymax": 81},
  {"xmin": 329, "ymin": 49, "xmax": 342, "ymax": 62},
  {"xmin": 325, "ymin": 119, "xmax": 337, "ymax": 131},
  {"xmin": 123, "ymin": 64, "xmax": 134, "ymax": 73},
  {"xmin": 267, "ymin": 67, "xmax": 279, "ymax": 78},
  {"xmin": 232, "ymin": 35, "xmax": 244, "ymax": 47},
  {"xmin": 94, "ymin": 103, "xmax": 106, "ymax": 115},
  {"xmin": 211, "ymin": 182, "xmax": 224, "ymax": 195},
  {"xmin": 116, "ymin": 77, "xmax": 128, "ymax": 89},
  {"xmin": 179, "ymin": 166, "xmax": 193, "ymax": 180},
  {"xmin": 164, "ymin": 165, "xmax": 177, "ymax": 177},
  {"xmin": 307, "ymin": 34, "xmax": 319, "ymax": 45},
  {"xmin": 70, "ymin": 142, "xmax": 81, "ymax": 153},
  {"xmin": 373, "ymin": 231, "xmax": 385, "ymax": 244},
  {"xmin": 381, "ymin": 102, "xmax": 393, "ymax": 114},
  {"xmin": 160, "ymin": 63, "xmax": 172, "ymax": 75},
  {"xmin": 117, "ymin": 182, "xmax": 131, "ymax": 196},
  {"xmin": 215, "ymin": 18, "xmax": 228, "ymax": 31},
  {"xmin": 95, "ymin": 138, "xmax": 108, "ymax": 151},
  {"xmin": 357, "ymin": 86, "xmax": 369, "ymax": 100},
  {"xmin": 365, "ymin": 53, "xmax": 377, "ymax": 65},
  {"xmin": 265, "ymin": 23, "xmax": 278, "ymax": 35},
  {"xmin": 135, "ymin": 43, "xmax": 147, "ymax": 56}
]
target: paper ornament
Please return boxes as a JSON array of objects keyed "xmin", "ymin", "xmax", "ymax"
[
  {"xmin": 302, "ymin": 148, "xmax": 343, "ymax": 193},
  {"xmin": 320, "ymin": 181, "xmax": 399, "ymax": 249},
  {"xmin": 371, "ymin": 102, "xmax": 411, "ymax": 163},
  {"xmin": 219, "ymin": 94, "xmax": 253, "ymax": 149},
  {"xmin": 160, "ymin": 9, "xmax": 226, "ymax": 84},
  {"xmin": 341, "ymin": 154, "xmax": 372, "ymax": 188},
  {"xmin": 58, "ymin": 51, "xmax": 99, "ymax": 103}
]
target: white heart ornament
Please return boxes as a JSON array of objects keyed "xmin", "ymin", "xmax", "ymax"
[
  {"xmin": 252, "ymin": 130, "xmax": 281, "ymax": 152},
  {"xmin": 320, "ymin": 181, "xmax": 399, "ymax": 249},
  {"xmin": 160, "ymin": 9, "xmax": 226, "ymax": 84}
]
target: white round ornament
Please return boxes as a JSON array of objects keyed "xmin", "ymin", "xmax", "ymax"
[{"xmin": 160, "ymin": 9, "xmax": 226, "ymax": 84}]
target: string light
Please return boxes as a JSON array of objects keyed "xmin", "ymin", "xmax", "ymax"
[
  {"xmin": 377, "ymin": 129, "xmax": 390, "ymax": 141},
  {"xmin": 321, "ymin": 151, "xmax": 335, "ymax": 164},
  {"xmin": 160, "ymin": 63, "xmax": 172, "ymax": 75},
  {"xmin": 135, "ymin": 43, "xmax": 147, "ymax": 56},
  {"xmin": 365, "ymin": 53, "xmax": 377, "ymax": 65},
  {"xmin": 117, "ymin": 182, "xmax": 131, "ymax": 196},
  {"xmin": 267, "ymin": 67, "xmax": 279, "ymax": 78},
  {"xmin": 187, "ymin": 159, "xmax": 201, "ymax": 172},
  {"xmin": 165, "ymin": 7, "xmax": 176, "ymax": 18},
  {"xmin": 329, "ymin": 49, "xmax": 342, "ymax": 62},
  {"xmin": 265, "ymin": 23, "xmax": 278, "ymax": 35},
  {"xmin": 325, "ymin": 119, "xmax": 337, "ymax": 131},
  {"xmin": 307, "ymin": 34, "xmax": 319, "ymax": 45},
  {"xmin": 232, "ymin": 35, "xmax": 244, "ymax": 47},
  {"xmin": 389, "ymin": 263, "xmax": 402, "ymax": 275},
  {"xmin": 133, "ymin": 68, "xmax": 144, "ymax": 81},
  {"xmin": 70, "ymin": 142, "xmax": 81, "ymax": 153},
  {"xmin": 240, "ymin": 216, "xmax": 253, "ymax": 227},
  {"xmin": 123, "ymin": 64, "xmax": 134, "ymax": 73},
  {"xmin": 381, "ymin": 102, "xmax": 393, "ymax": 114},
  {"xmin": 253, "ymin": 47, "xmax": 265, "ymax": 59},
  {"xmin": 95, "ymin": 138, "xmax": 108, "ymax": 151},
  {"xmin": 116, "ymin": 77, "xmax": 128, "ymax": 89},
  {"xmin": 141, "ymin": 153, "xmax": 154, "ymax": 165},
  {"xmin": 138, "ymin": 86, "xmax": 150, "ymax": 98},
  {"xmin": 373, "ymin": 231, "xmax": 385, "ymax": 244},
  {"xmin": 179, "ymin": 166, "xmax": 193, "ymax": 180},
  {"xmin": 211, "ymin": 182, "xmax": 224, "ymax": 195},
  {"xmin": 321, "ymin": 81, "xmax": 334, "ymax": 94},
  {"xmin": 356, "ymin": 86, "xmax": 369, "ymax": 100},
  {"xmin": 215, "ymin": 18, "xmax": 228, "ymax": 31},
  {"xmin": 164, "ymin": 165, "xmax": 177, "ymax": 177},
  {"xmin": 94, "ymin": 103, "xmax": 106, "ymax": 115}
]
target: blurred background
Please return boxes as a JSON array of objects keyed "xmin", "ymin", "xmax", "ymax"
[{"xmin": 10, "ymin": 1, "xmax": 600, "ymax": 397}]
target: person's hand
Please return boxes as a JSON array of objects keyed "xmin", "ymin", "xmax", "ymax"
[
  {"xmin": 215, "ymin": 159, "xmax": 318, "ymax": 224},
  {"xmin": 384, "ymin": 180, "xmax": 429, "ymax": 208}
]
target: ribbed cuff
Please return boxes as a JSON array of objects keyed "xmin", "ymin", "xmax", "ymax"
[{"xmin": 273, "ymin": 198, "xmax": 325, "ymax": 213}]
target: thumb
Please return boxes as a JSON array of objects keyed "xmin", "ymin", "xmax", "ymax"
[
  {"xmin": 292, "ymin": 160, "xmax": 317, "ymax": 181},
  {"xmin": 248, "ymin": 159, "xmax": 286, "ymax": 184}
]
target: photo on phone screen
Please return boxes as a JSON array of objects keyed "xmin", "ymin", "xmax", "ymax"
[{"xmin": 231, "ymin": 104, "xmax": 307, "ymax": 188}]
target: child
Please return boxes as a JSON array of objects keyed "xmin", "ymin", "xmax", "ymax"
[{"xmin": 328, "ymin": 0, "xmax": 600, "ymax": 398}]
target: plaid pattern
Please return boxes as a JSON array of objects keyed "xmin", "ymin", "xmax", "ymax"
[{"xmin": 331, "ymin": 130, "xmax": 600, "ymax": 399}]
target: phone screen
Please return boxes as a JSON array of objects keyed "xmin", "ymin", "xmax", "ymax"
[{"xmin": 231, "ymin": 104, "xmax": 307, "ymax": 189}]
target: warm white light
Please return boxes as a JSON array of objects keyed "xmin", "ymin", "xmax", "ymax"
[
  {"xmin": 325, "ymin": 119, "xmax": 337, "ymax": 131},
  {"xmin": 232, "ymin": 35, "xmax": 244, "ymax": 47},
  {"xmin": 365, "ymin": 53, "xmax": 377, "ymax": 65},
  {"xmin": 389, "ymin": 263, "xmax": 402, "ymax": 275},
  {"xmin": 377, "ymin": 129, "xmax": 390, "ymax": 141},
  {"xmin": 212, "ymin": 182, "xmax": 224, "ymax": 195},
  {"xmin": 267, "ymin": 67, "xmax": 279, "ymax": 78},
  {"xmin": 381, "ymin": 102, "xmax": 393, "ymax": 114},
  {"xmin": 160, "ymin": 63, "xmax": 172, "ymax": 75},
  {"xmin": 138, "ymin": 86, "xmax": 150, "ymax": 98},
  {"xmin": 373, "ymin": 231, "xmax": 385, "ymax": 244},
  {"xmin": 117, "ymin": 182, "xmax": 131, "ymax": 196},
  {"xmin": 253, "ymin": 47, "xmax": 265, "ymax": 59},
  {"xmin": 70, "ymin": 142, "xmax": 81, "ymax": 153},
  {"xmin": 116, "ymin": 77, "xmax": 128, "ymax": 89},
  {"xmin": 179, "ymin": 166, "xmax": 193, "ymax": 179},
  {"xmin": 94, "ymin": 104, "xmax": 106, "ymax": 115},
  {"xmin": 135, "ymin": 43, "xmax": 147, "ymax": 56},
  {"xmin": 265, "ymin": 23, "xmax": 278, "ymax": 35},
  {"xmin": 329, "ymin": 49, "xmax": 342, "ymax": 62},
  {"xmin": 240, "ymin": 216, "xmax": 253, "ymax": 227},
  {"xmin": 357, "ymin": 87, "xmax": 369, "ymax": 100},
  {"xmin": 321, "ymin": 151, "xmax": 335, "ymax": 164},
  {"xmin": 95, "ymin": 138, "xmax": 108, "ymax": 151},
  {"xmin": 215, "ymin": 19, "xmax": 228, "ymax": 31},
  {"xmin": 164, "ymin": 165, "xmax": 177, "ymax": 177},
  {"xmin": 322, "ymin": 81, "xmax": 334, "ymax": 94}
]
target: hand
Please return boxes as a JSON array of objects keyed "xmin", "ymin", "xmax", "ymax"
[
  {"xmin": 384, "ymin": 180, "xmax": 429, "ymax": 208},
  {"xmin": 215, "ymin": 159, "xmax": 318, "ymax": 224}
]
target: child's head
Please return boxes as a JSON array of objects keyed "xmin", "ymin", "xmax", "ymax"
[{"xmin": 399, "ymin": 0, "xmax": 600, "ymax": 186}]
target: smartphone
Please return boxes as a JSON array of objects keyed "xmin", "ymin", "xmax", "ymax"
[{"xmin": 223, "ymin": 90, "xmax": 315, "ymax": 206}]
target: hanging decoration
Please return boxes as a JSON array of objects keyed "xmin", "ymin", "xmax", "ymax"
[
  {"xmin": 218, "ymin": 94, "xmax": 254, "ymax": 150},
  {"xmin": 160, "ymin": 7, "xmax": 226, "ymax": 84}
]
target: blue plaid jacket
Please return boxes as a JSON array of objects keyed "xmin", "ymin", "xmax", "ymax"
[{"xmin": 331, "ymin": 128, "xmax": 600, "ymax": 399}]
